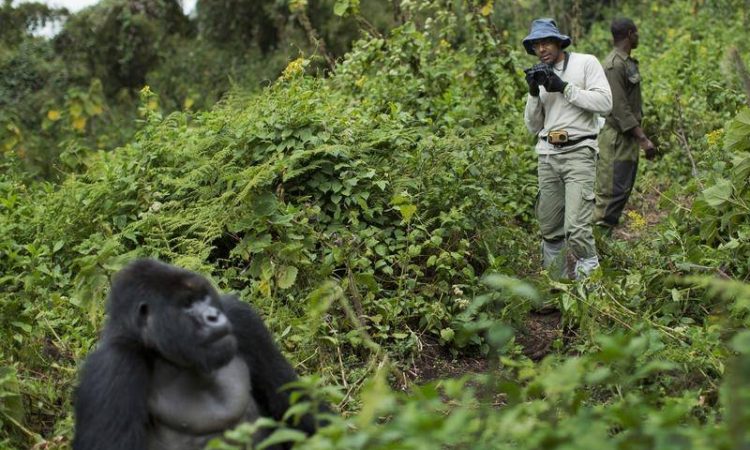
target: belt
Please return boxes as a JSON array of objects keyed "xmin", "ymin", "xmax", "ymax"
[{"xmin": 542, "ymin": 134, "xmax": 598, "ymax": 147}]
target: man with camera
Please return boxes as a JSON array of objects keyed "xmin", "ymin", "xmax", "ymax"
[
  {"xmin": 594, "ymin": 18, "xmax": 656, "ymax": 230},
  {"xmin": 523, "ymin": 18, "xmax": 612, "ymax": 279}
]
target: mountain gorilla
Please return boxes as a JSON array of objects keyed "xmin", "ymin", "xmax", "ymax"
[{"xmin": 73, "ymin": 259, "xmax": 324, "ymax": 450}]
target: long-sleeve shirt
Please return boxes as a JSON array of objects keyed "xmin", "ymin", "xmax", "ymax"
[
  {"xmin": 524, "ymin": 52, "xmax": 612, "ymax": 154},
  {"xmin": 602, "ymin": 48, "xmax": 642, "ymax": 133}
]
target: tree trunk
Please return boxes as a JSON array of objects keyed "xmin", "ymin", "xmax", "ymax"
[{"xmin": 296, "ymin": 10, "xmax": 335, "ymax": 68}]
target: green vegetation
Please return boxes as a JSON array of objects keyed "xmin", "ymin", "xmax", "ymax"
[{"xmin": 1, "ymin": 0, "xmax": 750, "ymax": 448}]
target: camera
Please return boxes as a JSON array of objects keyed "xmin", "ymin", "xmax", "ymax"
[{"xmin": 524, "ymin": 63, "xmax": 554, "ymax": 85}]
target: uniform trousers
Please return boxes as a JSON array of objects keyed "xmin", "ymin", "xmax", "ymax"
[{"xmin": 594, "ymin": 123, "xmax": 639, "ymax": 226}]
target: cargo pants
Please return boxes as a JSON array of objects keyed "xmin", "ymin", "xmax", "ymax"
[
  {"xmin": 536, "ymin": 146, "xmax": 599, "ymax": 278},
  {"xmin": 594, "ymin": 123, "xmax": 639, "ymax": 226}
]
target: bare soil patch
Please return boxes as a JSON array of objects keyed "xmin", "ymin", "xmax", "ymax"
[
  {"xmin": 515, "ymin": 309, "xmax": 563, "ymax": 361},
  {"xmin": 407, "ymin": 335, "xmax": 488, "ymax": 383},
  {"xmin": 408, "ymin": 308, "xmax": 563, "ymax": 384}
]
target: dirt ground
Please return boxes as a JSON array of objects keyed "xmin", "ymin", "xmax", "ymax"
[
  {"xmin": 407, "ymin": 335, "xmax": 488, "ymax": 382},
  {"xmin": 408, "ymin": 308, "xmax": 563, "ymax": 384}
]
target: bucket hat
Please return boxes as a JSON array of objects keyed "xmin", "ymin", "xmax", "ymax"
[{"xmin": 522, "ymin": 18, "xmax": 571, "ymax": 55}]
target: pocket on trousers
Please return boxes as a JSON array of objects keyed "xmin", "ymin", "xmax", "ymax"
[
  {"xmin": 576, "ymin": 189, "xmax": 596, "ymax": 228},
  {"xmin": 581, "ymin": 190, "xmax": 596, "ymax": 217}
]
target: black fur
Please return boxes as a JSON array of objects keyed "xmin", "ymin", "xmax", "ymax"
[{"xmin": 73, "ymin": 259, "xmax": 320, "ymax": 450}]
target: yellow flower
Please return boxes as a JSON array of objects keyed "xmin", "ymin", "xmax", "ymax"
[
  {"xmin": 282, "ymin": 57, "xmax": 307, "ymax": 80},
  {"xmin": 47, "ymin": 110, "xmax": 61, "ymax": 121},
  {"xmin": 480, "ymin": 1, "xmax": 493, "ymax": 17},
  {"xmin": 626, "ymin": 210, "xmax": 646, "ymax": 231},
  {"xmin": 706, "ymin": 129, "xmax": 723, "ymax": 147},
  {"xmin": 289, "ymin": 0, "xmax": 306, "ymax": 13},
  {"xmin": 72, "ymin": 117, "xmax": 87, "ymax": 132}
]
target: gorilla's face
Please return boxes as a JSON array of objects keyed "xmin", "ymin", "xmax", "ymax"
[{"xmin": 139, "ymin": 279, "xmax": 238, "ymax": 373}]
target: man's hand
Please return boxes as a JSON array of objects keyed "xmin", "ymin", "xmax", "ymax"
[
  {"xmin": 543, "ymin": 72, "xmax": 567, "ymax": 93},
  {"xmin": 525, "ymin": 71, "xmax": 540, "ymax": 97},
  {"xmin": 639, "ymin": 136, "xmax": 657, "ymax": 160},
  {"xmin": 631, "ymin": 127, "xmax": 657, "ymax": 160}
]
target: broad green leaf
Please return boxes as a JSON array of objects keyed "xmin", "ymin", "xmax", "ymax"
[
  {"xmin": 281, "ymin": 401, "xmax": 311, "ymax": 422},
  {"xmin": 11, "ymin": 322, "xmax": 31, "ymax": 334},
  {"xmin": 357, "ymin": 367, "xmax": 393, "ymax": 427},
  {"xmin": 0, "ymin": 367, "xmax": 24, "ymax": 422},
  {"xmin": 355, "ymin": 272, "xmax": 378, "ymax": 292},
  {"xmin": 486, "ymin": 324, "xmax": 513, "ymax": 348},
  {"xmin": 440, "ymin": 328, "xmax": 455, "ymax": 342},
  {"xmin": 730, "ymin": 330, "xmax": 750, "ymax": 354},
  {"xmin": 702, "ymin": 178, "xmax": 732, "ymax": 207},
  {"xmin": 276, "ymin": 265, "xmax": 298, "ymax": 290},
  {"xmin": 257, "ymin": 428, "xmax": 307, "ymax": 449},
  {"xmin": 731, "ymin": 151, "xmax": 750, "ymax": 182},
  {"xmin": 69, "ymin": 101, "xmax": 83, "ymax": 117},
  {"xmin": 248, "ymin": 234, "xmax": 273, "ymax": 253},
  {"xmin": 390, "ymin": 193, "xmax": 409, "ymax": 205},
  {"xmin": 585, "ymin": 366, "xmax": 612, "ymax": 384},
  {"xmin": 561, "ymin": 292, "xmax": 573, "ymax": 311},
  {"xmin": 398, "ymin": 204, "xmax": 417, "ymax": 222},
  {"xmin": 633, "ymin": 360, "xmax": 677, "ymax": 380},
  {"xmin": 725, "ymin": 108, "xmax": 750, "ymax": 152},
  {"xmin": 481, "ymin": 273, "xmax": 539, "ymax": 301},
  {"xmin": 333, "ymin": 0, "xmax": 349, "ymax": 16}
]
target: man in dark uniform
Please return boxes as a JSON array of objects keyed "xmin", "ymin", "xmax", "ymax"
[{"xmin": 594, "ymin": 18, "xmax": 656, "ymax": 229}]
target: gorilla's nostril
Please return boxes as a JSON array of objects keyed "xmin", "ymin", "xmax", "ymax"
[{"xmin": 206, "ymin": 311, "xmax": 228, "ymax": 329}]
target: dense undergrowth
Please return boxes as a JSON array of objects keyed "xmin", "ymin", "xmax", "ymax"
[{"xmin": 2, "ymin": 0, "xmax": 750, "ymax": 449}]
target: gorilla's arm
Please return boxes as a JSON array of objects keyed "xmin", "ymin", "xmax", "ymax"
[
  {"xmin": 221, "ymin": 295, "xmax": 320, "ymax": 434},
  {"xmin": 73, "ymin": 341, "xmax": 151, "ymax": 450}
]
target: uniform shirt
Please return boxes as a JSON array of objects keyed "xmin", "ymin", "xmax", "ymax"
[
  {"xmin": 602, "ymin": 48, "xmax": 642, "ymax": 133},
  {"xmin": 524, "ymin": 52, "xmax": 612, "ymax": 155}
]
